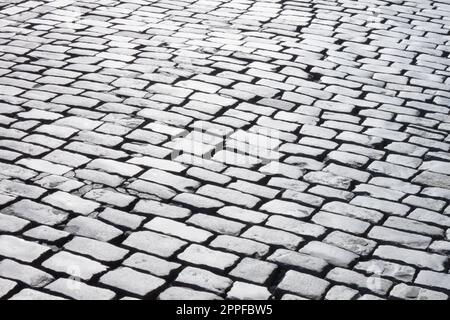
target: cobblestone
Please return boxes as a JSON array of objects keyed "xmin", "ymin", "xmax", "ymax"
[
  {"xmin": 299, "ymin": 241, "xmax": 358, "ymax": 268},
  {"xmin": 0, "ymin": 259, "xmax": 53, "ymax": 288},
  {"xmin": 327, "ymin": 267, "xmax": 393, "ymax": 296},
  {"xmin": 123, "ymin": 231, "xmax": 186, "ymax": 258},
  {"xmin": 210, "ymin": 235, "xmax": 270, "ymax": 258},
  {"xmin": 178, "ymin": 244, "xmax": 239, "ymax": 271},
  {"xmin": 145, "ymin": 217, "xmax": 213, "ymax": 243},
  {"xmin": 43, "ymin": 192, "xmax": 99, "ymax": 215},
  {"xmin": 158, "ymin": 287, "xmax": 221, "ymax": 300},
  {"xmin": 64, "ymin": 237, "xmax": 129, "ymax": 263},
  {"xmin": 0, "ymin": 235, "xmax": 49, "ymax": 263},
  {"xmin": 373, "ymin": 245, "xmax": 447, "ymax": 272},
  {"xmin": 65, "ymin": 216, "xmax": 122, "ymax": 242},
  {"xmin": 390, "ymin": 283, "xmax": 448, "ymax": 300},
  {"xmin": 9, "ymin": 289, "xmax": 65, "ymax": 300},
  {"xmin": 0, "ymin": 278, "xmax": 16, "ymax": 298},
  {"xmin": 228, "ymin": 281, "xmax": 272, "ymax": 300},
  {"xmin": 100, "ymin": 267, "xmax": 165, "ymax": 297},
  {"xmin": 176, "ymin": 267, "xmax": 232, "ymax": 295},
  {"xmin": 1, "ymin": 0, "xmax": 450, "ymax": 300},
  {"xmin": 278, "ymin": 270, "xmax": 330, "ymax": 300},
  {"xmin": 45, "ymin": 278, "xmax": 116, "ymax": 300}
]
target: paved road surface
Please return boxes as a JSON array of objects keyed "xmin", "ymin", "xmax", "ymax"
[{"xmin": 0, "ymin": 0, "xmax": 450, "ymax": 300}]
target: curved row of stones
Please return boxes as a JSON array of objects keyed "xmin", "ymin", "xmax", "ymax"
[{"xmin": 0, "ymin": 0, "xmax": 449, "ymax": 300}]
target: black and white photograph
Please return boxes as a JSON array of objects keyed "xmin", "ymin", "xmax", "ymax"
[{"xmin": 0, "ymin": 0, "xmax": 449, "ymax": 306}]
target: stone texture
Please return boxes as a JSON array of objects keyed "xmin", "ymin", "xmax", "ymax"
[
  {"xmin": 0, "ymin": 235, "xmax": 50, "ymax": 263},
  {"xmin": 100, "ymin": 267, "xmax": 165, "ymax": 297},
  {"xmin": 0, "ymin": 0, "xmax": 450, "ymax": 300},
  {"xmin": 278, "ymin": 270, "xmax": 330, "ymax": 300}
]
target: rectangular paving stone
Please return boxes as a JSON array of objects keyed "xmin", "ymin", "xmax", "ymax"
[
  {"xmin": 197, "ymin": 184, "xmax": 260, "ymax": 209},
  {"xmin": 176, "ymin": 266, "xmax": 232, "ymax": 294},
  {"xmin": 42, "ymin": 251, "xmax": 108, "ymax": 281},
  {"xmin": 261, "ymin": 199, "xmax": 314, "ymax": 219},
  {"xmin": 0, "ymin": 277, "xmax": 17, "ymax": 298},
  {"xmin": 0, "ymin": 259, "xmax": 54, "ymax": 288},
  {"xmin": 390, "ymin": 283, "xmax": 448, "ymax": 300},
  {"xmin": 98, "ymin": 207, "xmax": 144, "ymax": 230},
  {"xmin": 368, "ymin": 226, "xmax": 432, "ymax": 250},
  {"xmin": 140, "ymin": 168, "xmax": 199, "ymax": 192},
  {"xmin": 242, "ymin": 226, "xmax": 303, "ymax": 250},
  {"xmin": 100, "ymin": 267, "xmax": 165, "ymax": 297},
  {"xmin": 268, "ymin": 249, "xmax": 328, "ymax": 273},
  {"xmin": 210, "ymin": 235, "xmax": 270, "ymax": 258},
  {"xmin": 123, "ymin": 231, "xmax": 187, "ymax": 258},
  {"xmin": 65, "ymin": 216, "xmax": 122, "ymax": 241},
  {"xmin": 0, "ymin": 235, "xmax": 50, "ymax": 263},
  {"xmin": 178, "ymin": 244, "xmax": 239, "ymax": 270},
  {"xmin": 312, "ymin": 211, "xmax": 370, "ymax": 235},
  {"xmin": 128, "ymin": 156, "xmax": 186, "ymax": 172},
  {"xmin": 186, "ymin": 213, "xmax": 245, "ymax": 236},
  {"xmin": 123, "ymin": 252, "xmax": 181, "ymax": 277},
  {"xmin": 355, "ymin": 259, "xmax": 416, "ymax": 283},
  {"xmin": 278, "ymin": 270, "xmax": 330, "ymax": 299},
  {"xmin": 373, "ymin": 245, "xmax": 447, "ymax": 272},
  {"xmin": 351, "ymin": 196, "xmax": 410, "ymax": 216},
  {"xmin": 229, "ymin": 258, "xmax": 277, "ymax": 284},
  {"xmin": 383, "ymin": 216, "xmax": 444, "ymax": 237},
  {"xmin": 158, "ymin": 286, "xmax": 221, "ymax": 300},
  {"xmin": 415, "ymin": 270, "xmax": 450, "ymax": 292},
  {"xmin": 9, "ymin": 289, "xmax": 66, "ymax": 300},
  {"xmin": 0, "ymin": 163, "xmax": 37, "ymax": 180},
  {"xmin": 0, "ymin": 180, "xmax": 46, "ymax": 199},
  {"xmin": 84, "ymin": 189, "xmax": 135, "ymax": 208},
  {"xmin": 145, "ymin": 217, "xmax": 213, "ymax": 243},
  {"xmin": 299, "ymin": 241, "xmax": 359, "ymax": 268},
  {"xmin": 2, "ymin": 199, "xmax": 68, "ymax": 226},
  {"xmin": 326, "ymin": 267, "xmax": 393, "ymax": 296},
  {"xmin": 134, "ymin": 199, "xmax": 191, "ymax": 219},
  {"xmin": 266, "ymin": 215, "xmax": 326, "ymax": 238},
  {"xmin": 0, "ymin": 212, "xmax": 30, "ymax": 233},
  {"xmin": 64, "ymin": 236, "xmax": 129, "ymax": 263},
  {"xmin": 46, "ymin": 278, "xmax": 116, "ymax": 300},
  {"xmin": 324, "ymin": 231, "xmax": 377, "ymax": 256},
  {"xmin": 87, "ymin": 159, "xmax": 142, "ymax": 177},
  {"xmin": 43, "ymin": 191, "xmax": 100, "ymax": 215},
  {"xmin": 24, "ymin": 226, "xmax": 69, "ymax": 244},
  {"xmin": 322, "ymin": 201, "xmax": 383, "ymax": 224}
]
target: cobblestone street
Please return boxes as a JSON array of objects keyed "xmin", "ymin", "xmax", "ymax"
[{"xmin": 0, "ymin": 0, "xmax": 450, "ymax": 300}]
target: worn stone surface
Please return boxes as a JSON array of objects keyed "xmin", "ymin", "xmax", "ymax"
[{"xmin": 0, "ymin": 0, "xmax": 450, "ymax": 300}]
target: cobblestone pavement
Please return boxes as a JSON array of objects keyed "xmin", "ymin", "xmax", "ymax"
[{"xmin": 0, "ymin": 0, "xmax": 449, "ymax": 300}]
